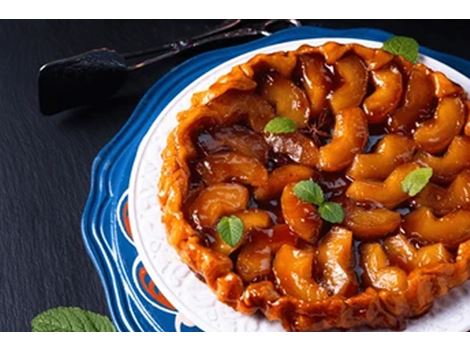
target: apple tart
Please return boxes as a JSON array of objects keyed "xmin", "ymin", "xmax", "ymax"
[{"xmin": 159, "ymin": 40, "xmax": 470, "ymax": 331}]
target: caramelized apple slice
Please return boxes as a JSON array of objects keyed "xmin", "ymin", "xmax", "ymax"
[
  {"xmin": 208, "ymin": 90, "xmax": 275, "ymax": 132},
  {"xmin": 265, "ymin": 132, "xmax": 319, "ymax": 167},
  {"xmin": 414, "ymin": 97, "xmax": 465, "ymax": 154},
  {"xmin": 317, "ymin": 227, "xmax": 358, "ymax": 296},
  {"xmin": 351, "ymin": 44, "xmax": 394, "ymax": 70},
  {"xmin": 254, "ymin": 164, "xmax": 316, "ymax": 200},
  {"xmin": 265, "ymin": 224, "xmax": 300, "ymax": 252},
  {"xmin": 212, "ymin": 210, "xmax": 272, "ymax": 255},
  {"xmin": 319, "ymin": 41, "xmax": 350, "ymax": 64},
  {"xmin": 416, "ymin": 136, "xmax": 470, "ymax": 183},
  {"xmin": 281, "ymin": 183, "xmax": 323, "ymax": 243},
  {"xmin": 273, "ymin": 244, "xmax": 327, "ymax": 302},
  {"xmin": 389, "ymin": 68, "xmax": 434, "ymax": 132},
  {"xmin": 431, "ymin": 71, "xmax": 463, "ymax": 98},
  {"xmin": 299, "ymin": 55, "xmax": 331, "ymax": 117},
  {"xmin": 237, "ymin": 210, "xmax": 272, "ymax": 231},
  {"xmin": 318, "ymin": 107, "xmax": 368, "ymax": 172},
  {"xmin": 260, "ymin": 72, "xmax": 310, "ymax": 128},
  {"xmin": 236, "ymin": 244, "xmax": 271, "ymax": 283},
  {"xmin": 404, "ymin": 207, "xmax": 470, "ymax": 248},
  {"xmin": 189, "ymin": 183, "xmax": 249, "ymax": 228},
  {"xmin": 347, "ymin": 134, "xmax": 416, "ymax": 181},
  {"xmin": 394, "ymin": 56, "xmax": 414, "ymax": 79},
  {"xmin": 413, "ymin": 243, "xmax": 453, "ymax": 268},
  {"xmin": 363, "ymin": 66, "xmax": 403, "ymax": 124},
  {"xmin": 236, "ymin": 224, "xmax": 297, "ymax": 282},
  {"xmin": 330, "ymin": 55, "xmax": 368, "ymax": 114},
  {"xmin": 384, "ymin": 234, "xmax": 417, "ymax": 272},
  {"xmin": 360, "ymin": 243, "xmax": 408, "ymax": 291},
  {"xmin": 345, "ymin": 206, "xmax": 401, "ymax": 240},
  {"xmin": 415, "ymin": 170, "xmax": 470, "ymax": 215},
  {"xmin": 198, "ymin": 125, "xmax": 269, "ymax": 163},
  {"xmin": 384, "ymin": 234, "xmax": 453, "ymax": 271},
  {"xmin": 197, "ymin": 152, "xmax": 268, "ymax": 187},
  {"xmin": 346, "ymin": 162, "xmax": 420, "ymax": 209}
]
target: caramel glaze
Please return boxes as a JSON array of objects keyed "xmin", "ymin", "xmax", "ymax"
[
  {"xmin": 187, "ymin": 55, "xmax": 466, "ymax": 285},
  {"xmin": 160, "ymin": 43, "xmax": 470, "ymax": 331},
  {"xmin": 189, "ymin": 57, "xmax": 432, "ymax": 228}
]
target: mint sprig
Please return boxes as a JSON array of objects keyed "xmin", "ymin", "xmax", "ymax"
[
  {"xmin": 216, "ymin": 215, "xmax": 244, "ymax": 247},
  {"xmin": 263, "ymin": 117, "xmax": 297, "ymax": 134},
  {"xmin": 383, "ymin": 36, "xmax": 419, "ymax": 64},
  {"xmin": 401, "ymin": 167, "xmax": 433, "ymax": 196},
  {"xmin": 292, "ymin": 180, "xmax": 344, "ymax": 224},
  {"xmin": 32, "ymin": 307, "xmax": 116, "ymax": 332},
  {"xmin": 319, "ymin": 202, "xmax": 345, "ymax": 224}
]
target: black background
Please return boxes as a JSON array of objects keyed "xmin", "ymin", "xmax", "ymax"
[{"xmin": 1, "ymin": 20, "xmax": 469, "ymax": 331}]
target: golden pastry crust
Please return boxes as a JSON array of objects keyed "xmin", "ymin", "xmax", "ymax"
[{"xmin": 158, "ymin": 41, "xmax": 470, "ymax": 331}]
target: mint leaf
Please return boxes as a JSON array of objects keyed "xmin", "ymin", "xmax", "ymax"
[
  {"xmin": 401, "ymin": 167, "xmax": 433, "ymax": 196},
  {"xmin": 319, "ymin": 202, "xmax": 344, "ymax": 224},
  {"xmin": 383, "ymin": 36, "xmax": 419, "ymax": 64},
  {"xmin": 32, "ymin": 307, "xmax": 116, "ymax": 332},
  {"xmin": 292, "ymin": 181, "xmax": 344, "ymax": 223},
  {"xmin": 263, "ymin": 117, "xmax": 297, "ymax": 134},
  {"xmin": 216, "ymin": 215, "xmax": 244, "ymax": 247},
  {"xmin": 293, "ymin": 180, "xmax": 324, "ymax": 206}
]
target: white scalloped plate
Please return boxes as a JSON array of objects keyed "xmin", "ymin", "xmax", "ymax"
[{"xmin": 129, "ymin": 38, "xmax": 470, "ymax": 332}]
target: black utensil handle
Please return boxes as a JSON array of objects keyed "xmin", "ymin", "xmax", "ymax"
[{"xmin": 39, "ymin": 49, "xmax": 128, "ymax": 115}]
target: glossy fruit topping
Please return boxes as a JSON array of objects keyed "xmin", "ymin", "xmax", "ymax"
[
  {"xmin": 344, "ymin": 205, "xmax": 401, "ymax": 240},
  {"xmin": 318, "ymin": 107, "xmax": 368, "ymax": 172},
  {"xmin": 317, "ymin": 227, "xmax": 358, "ymax": 296},
  {"xmin": 189, "ymin": 183, "xmax": 249, "ymax": 228},
  {"xmin": 330, "ymin": 55, "xmax": 368, "ymax": 114},
  {"xmin": 273, "ymin": 244, "xmax": 328, "ymax": 302},
  {"xmin": 360, "ymin": 242, "xmax": 408, "ymax": 292},
  {"xmin": 389, "ymin": 68, "xmax": 434, "ymax": 133},
  {"xmin": 300, "ymin": 54, "xmax": 331, "ymax": 118},
  {"xmin": 403, "ymin": 207, "xmax": 470, "ymax": 248},
  {"xmin": 254, "ymin": 164, "xmax": 316, "ymax": 201},
  {"xmin": 197, "ymin": 152, "xmax": 268, "ymax": 187},
  {"xmin": 413, "ymin": 97, "xmax": 465, "ymax": 154},
  {"xmin": 363, "ymin": 66, "xmax": 403, "ymax": 124},
  {"xmin": 260, "ymin": 72, "xmax": 310, "ymax": 128},
  {"xmin": 281, "ymin": 183, "xmax": 322, "ymax": 243},
  {"xmin": 346, "ymin": 162, "xmax": 420, "ymax": 208},
  {"xmin": 347, "ymin": 134, "xmax": 416, "ymax": 181}
]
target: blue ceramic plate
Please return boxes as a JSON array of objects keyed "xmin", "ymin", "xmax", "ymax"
[{"xmin": 82, "ymin": 26, "xmax": 470, "ymax": 332}]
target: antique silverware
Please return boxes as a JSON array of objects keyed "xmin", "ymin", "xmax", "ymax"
[{"xmin": 38, "ymin": 19, "xmax": 301, "ymax": 115}]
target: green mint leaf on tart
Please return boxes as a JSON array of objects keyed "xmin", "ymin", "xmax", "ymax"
[
  {"xmin": 31, "ymin": 307, "xmax": 116, "ymax": 332},
  {"xmin": 293, "ymin": 180, "xmax": 324, "ymax": 206},
  {"xmin": 217, "ymin": 215, "xmax": 244, "ymax": 247},
  {"xmin": 383, "ymin": 36, "xmax": 419, "ymax": 64},
  {"xmin": 263, "ymin": 117, "xmax": 297, "ymax": 134},
  {"xmin": 401, "ymin": 167, "xmax": 433, "ymax": 196},
  {"xmin": 319, "ymin": 202, "xmax": 345, "ymax": 224}
]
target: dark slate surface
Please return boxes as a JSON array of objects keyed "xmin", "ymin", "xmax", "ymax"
[{"xmin": 0, "ymin": 20, "xmax": 468, "ymax": 331}]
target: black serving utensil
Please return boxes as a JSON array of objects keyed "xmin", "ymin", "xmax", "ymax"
[
  {"xmin": 38, "ymin": 19, "xmax": 302, "ymax": 115},
  {"xmin": 38, "ymin": 49, "xmax": 128, "ymax": 115}
]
